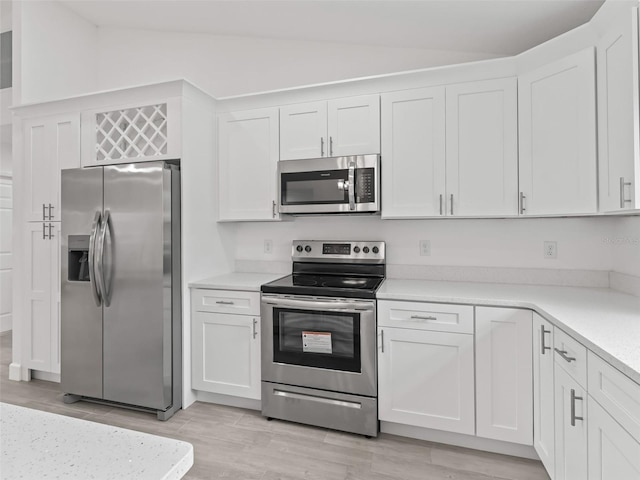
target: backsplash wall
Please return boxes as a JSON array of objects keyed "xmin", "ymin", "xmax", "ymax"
[{"xmin": 235, "ymin": 216, "xmax": 615, "ymax": 272}]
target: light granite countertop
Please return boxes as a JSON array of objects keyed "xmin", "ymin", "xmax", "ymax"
[
  {"xmin": 377, "ymin": 279, "xmax": 640, "ymax": 385},
  {"xmin": 0, "ymin": 403, "xmax": 194, "ymax": 480},
  {"xmin": 188, "ymin": 272, "xmax": 287, "ymax": 291}
]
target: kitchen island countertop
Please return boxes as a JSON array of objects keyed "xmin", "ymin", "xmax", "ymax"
[
  {"xmin": 0, "ymin": 403, "xmax": 194, "ymax": 480},
  {"xmin": 377, "ymin": 279, "xmax": 640, "ymax": 385}
]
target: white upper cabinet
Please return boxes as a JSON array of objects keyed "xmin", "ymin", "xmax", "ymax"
[
  {"xmin": 446, "ymin": 78, "xmax": 518, "ymax": 216},
  {"xmin": 218, "ymin": 108, "xmax": 280, "ymax": 221},
  {"xmin": 381, "ymin": 78, "xmax": 517, "ymax": 218},
  {"xmin": 279, "ymin": 94, "xmax": 380, "ymax": 160},
  {"xmin": 597, "ymin": 7, "xmax": 640, "ymax": 212},
  {"xmin": 381, "ymin": 87, "xmax": 446, "ymax": 218},
  {"xmin": 518, "ymin": 48, "xmax": 597, "ymax": 215},
  {"xmin": 23, "ymin": 113, "xmax": 80, "ymax": 222}
]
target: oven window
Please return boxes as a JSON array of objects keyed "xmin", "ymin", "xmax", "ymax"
[
  {"xmin": 281, "ymin": 170, "xmax": 348, "ymax": 205},
  {"xmin": 273, "ymin": 308, "xmax": 361, "ymax": 372}
]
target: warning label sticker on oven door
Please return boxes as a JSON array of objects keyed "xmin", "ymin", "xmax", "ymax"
[{"xmin": 302, "ymin": 331, "xmax": 332, "ymax": 354}]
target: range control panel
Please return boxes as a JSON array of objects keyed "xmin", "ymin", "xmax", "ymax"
[{"xmin": 292, "ymin": 240, "xmax": 385, "ymax": 263}]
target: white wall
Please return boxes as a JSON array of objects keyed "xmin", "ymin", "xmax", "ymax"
[
  {"xmin": 235, "ymin": 216, "xmax": 615, "ymax": 272},
  {"xmin": 96, "ymin": 27, "xmax": 501, "ymax": 98},
  {"xmin": 18, "ymin": 0, "xmax": 98, "ymax": 104},
  {"xmin": 610, "ymin": 216, "xmax": 640, "ymax": 277}
]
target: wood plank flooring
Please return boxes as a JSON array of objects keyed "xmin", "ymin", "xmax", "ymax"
[{"xmin": 0, "ymin": 332, "xmax": 549, "ymax": 479}]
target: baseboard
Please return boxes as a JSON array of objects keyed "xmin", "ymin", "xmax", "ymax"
[
  {"xmin": 380, "ymin": 421, "xmax": 539, "ymax": 460},
  {"xmin": 9, "ymin": 362, "xmax": 26, "ymax": 381},
  {"xmin": 194, "ymin": 390, "xmax": 261, "ymax": 411}
]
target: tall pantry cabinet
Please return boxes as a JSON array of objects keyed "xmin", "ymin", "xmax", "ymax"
[{"xmin": 20, "ymin": 114, "xmax": 80, "ymax": 376}]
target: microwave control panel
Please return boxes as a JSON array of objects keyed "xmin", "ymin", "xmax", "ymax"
[{"xmin": 355, "ymin": 168, "xmax": 375, "ymax": 203}]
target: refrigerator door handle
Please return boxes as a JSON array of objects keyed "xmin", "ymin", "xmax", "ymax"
[
  {"xmin": 89, "ymin": 211, "xmax": 102, "ymax": 306},
  {"xmin": 97, "ymin": 210, "xmax": 112, "ymax": 307}
]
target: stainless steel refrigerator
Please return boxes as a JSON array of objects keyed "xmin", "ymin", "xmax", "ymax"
[{"xmin": 60, "ymin": 161, "xmax": 181, "ymax": 420}]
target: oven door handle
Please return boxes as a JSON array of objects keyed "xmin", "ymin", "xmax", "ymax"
[{"xmin": 263, "ymin": 297, "xmax": 374, "ymax": 312}]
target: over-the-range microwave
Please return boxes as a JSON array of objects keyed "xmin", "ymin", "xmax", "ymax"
[{"xmin": 278, "ymin": 154, "xmax": 380, "ymax": 215}]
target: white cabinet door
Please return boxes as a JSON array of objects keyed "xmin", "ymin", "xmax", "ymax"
[
  {"xmin": 378, "ymin": 327, "xmax": 475, "ymax": 435},
  {"xmin": 475, "ymin": 307, "xmax": 533, "ymax": 445},
  {"xmin": 279, "ymin": 102, "xmax": 327, "ymax": 160},
  {"xmin": 192, "ymin": 311, "xmax": 261, "ymax": 400},
  {"xmin": 588, "ymin": 396, "xmax": 640, "ymax": 480},
  {"xmin": 597, "ymin": 8, "xmax": 640, "ymax": 212},
  {"xmin": 518, "ymin": 48, "xmax": 597, "ymax": 215},
  {"xmin": 446, "ymin": 78, "xmax": 518, "ymax": 216},
  {"xmin": 218, "ymin": 108, "xmax": 280, "ymax": 221},
  {"xmin": 533, "ymin": 314, "xmax": 555, "ymax": 475},
  {"xmin": 380, "ymin": 87, "xmax": 446, "ymax": 218},
  {"xmin": 23, "ymin": 114, "xmax": 80, "ymax": 222},
  {"xmin": 23, "ymin": 222, "xmax": 59, "ymax": 373},
  {"xmin": 554, "ymin": 365, "xmax": 588, "ymax": 480},
  {"xmin": 327, "ymin": 95, "xmax": 380, "ymax": 157}
]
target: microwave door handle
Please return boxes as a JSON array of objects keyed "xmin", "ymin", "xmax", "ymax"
[{"xmin": 348, "ymin": 161, "xmax": 356, "ymax": 210}]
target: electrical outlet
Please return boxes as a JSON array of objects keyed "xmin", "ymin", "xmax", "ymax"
[
  {"xmin": 264, "ymin": 239, "xmax": 273, "ymax": 254},
  {"xmin": 544, "ymin": 241, "xmax": 557, "ymax": 259},
  {"xmin": 419, "ymin": 240, "xmax": 431, "ymax": 256}
]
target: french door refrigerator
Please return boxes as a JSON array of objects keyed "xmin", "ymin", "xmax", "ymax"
[{"xmin": 60, "ymin": 161, "xmax": 181, "ymax": 420}]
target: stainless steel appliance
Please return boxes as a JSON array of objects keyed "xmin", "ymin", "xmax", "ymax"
[
  {"xmin": 278, "ymin": 155, "xmax": 380, "ymax": 215},
  {"xmin": 261, "ymin": 240, "xmax": 385, "ymax": 437},
  {"xmin": 60, "ymin": 161, "xmax": 181, "ymax": 421}
]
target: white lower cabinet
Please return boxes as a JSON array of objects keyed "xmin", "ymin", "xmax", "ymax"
[
  {"xmin": 532, "ymin": 314, "xmax": 555, "ymax": 475},
  {"xmin": 475, "ymin": 307, "xmax": 533, "ymax": 444},
  {"xmin": 378, "ymin": 326, "xmax": 475, "ymax": 434},
  {"xmin": 588, "ymin": 396, "xmax": 640, "ymax": 480},
  {"xmin": 191, "ymin": 289, "xmax": 261, "ymax": 400},
  {"xmin": 553, "ymin": 365, "xmax": 588, "ymax": 480}
]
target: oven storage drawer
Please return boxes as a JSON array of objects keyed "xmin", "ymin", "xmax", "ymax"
[
  {"xmin": 378, "ymin": 300, "xmax": 473, "ymax": 334},
  {"xmin": 192, "ymin": 289, "xmax": 260, "ymax": 316},
  {"xmin": 262, "ymin": 382, "xmax": 378, "ymax": 437}
]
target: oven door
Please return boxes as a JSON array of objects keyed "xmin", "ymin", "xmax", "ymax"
[{"xmin": 261, "ymin": 294, "xmax": 377, "ymax": 397}]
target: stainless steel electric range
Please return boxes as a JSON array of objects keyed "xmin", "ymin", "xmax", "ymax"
[{"xmin": 260, "ymin": 240, "xmax": 385, "ymax": 437}]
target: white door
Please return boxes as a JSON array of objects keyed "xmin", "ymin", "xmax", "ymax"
[
  {"xmin": 532, "ymin": 314, "xmax": 555, "ymax": 475},
  {"xmin": 191, "ymin": 311, "xmax": 261, "ymax": 399},
  {"xmin": 23, "ymin": 114, "xmax": 80, "ymax": 222},
  {"xmin": 518, "ymin": 48, "xmax": 597, "ymax": 215},
  {"xmin": 0, "ymin": 178, "xmax": 12, "ymax": 333},
  {"xmin": 475, "ymin": 307, "xmax": 533, "ymax": 445},
  {"xmin": 218, "ymin": 108, "xmax": 280, "ymax": 221},
  {"xmin": 23, "ymin": 222, "xmax": 53, "ymax": 372},
  {"xmin": 597, "ymin": 8, "xmax": 640, "ymax": 211},
  {"xmin": 554, "ymin": 365, "xmax": 588, "ymax": 480},
  {"xmin": 381, "ymin": 87, "xmax": 446, "ymax": 218},
  {"xmin": 378, "ymin": 327, "xmax": 475, "ymax": 435},
  {"xmin": 445, "ymin": 78, "xmax": 518, "ymax": 216},
  {"xmin": 588, "ymin": 396, "xmax": 640, "ymax": 480},
  {"xmin": 279, "ymin": 101, "xmax": 327, "ymax": 160},
  {"xmin": 327, "ymin": 95, "xmax": 380, "ymax": 157}
]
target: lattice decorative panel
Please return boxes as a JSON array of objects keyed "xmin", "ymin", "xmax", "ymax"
[{"xmin": 95, "ymin": 104, "xmax": 168, "ymax": 161}]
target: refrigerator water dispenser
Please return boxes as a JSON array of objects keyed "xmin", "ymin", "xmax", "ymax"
[{"xmin": 68, "ymin": 235, "xmax": 90, "ymax": 282}]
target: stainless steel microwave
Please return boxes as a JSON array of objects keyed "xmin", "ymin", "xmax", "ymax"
[{"xmin": 278, "ymin": 155, "xmax": 380, "ymax": 214}]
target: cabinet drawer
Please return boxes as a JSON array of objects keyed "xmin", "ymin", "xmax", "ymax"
[
  {"xmin": 191, "ymin": 289, "xmax": 260, "ymax": 316},
  {"xmin": 588, "ymin": 351, "xmax": 640, "ymax": 443},
  {"xmin": 554, "ymin": 328, "xmax": 587, "ymax": 388},
  {"xmin": 377, "ymin": 301, "xmax": 473, "ymax": 334}
]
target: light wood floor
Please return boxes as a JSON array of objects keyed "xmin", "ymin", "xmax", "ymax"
[{"xmin": 0, "ymin": 332, "xmax": 549, "ymax": 480}]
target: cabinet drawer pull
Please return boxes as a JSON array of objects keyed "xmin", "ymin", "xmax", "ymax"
[
  {"xmin": 329, "ymin": 136, "xmax": 333, "ymax": 156},
  {"xmin": 570, "ymin": 389, "xmax": 584, "ymax": 426},
  {"xmin": 380, "ymin": 329, "xmax": 384, "ymax": 353},
  {"xmin": 272, "ymin": 200, "xmax": 276, "ymax": 218},
  {"xmin": 541, "ymin": 325, "xmax": 551, "ymax": 354},
  {"xmin": 410, "ymin": 315, "xmax": 438, "ymax": 321},
  {"xmin": 439, "ymin": 194, "xmax": 443, "ymax": 215},
  {"xmin": 42, "ymin": 204, "xmax": 47, "ymax": 221},
  {"xmin": 42, "ymin": 222, "xmax": 47, "ymax": 240},
  {"xmin": 48, "ymin": 223, "xmax": 54, "ymax": 239},
  {"xmin": 252, "ymin": 318, "xmax": 258, "ymax": 339},
  {"xmin": 215, "ymin": 300, "xmax": 235, "ymax": 305},
  {"xmin": 320, "ymin": 137, "xmax": 324, "ymax": 157},
  {"xmin": 450, "ymin": 194, "xmax": 454, "ymax": 215},
  {"xmin": 555, "ymin": 347, "xmax": 576, "ymax": 363},
  {"xmin": 519, "ymin": 192, "xmax": 526, "ymax": 214},
  {"xmin": 48, "ymin": 203, "xmax": 54, "ymax": 220}
]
